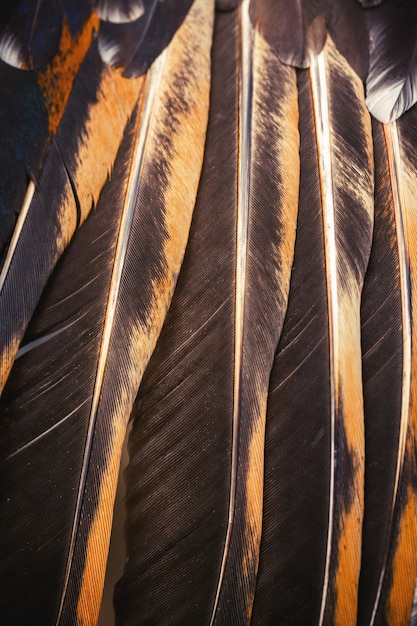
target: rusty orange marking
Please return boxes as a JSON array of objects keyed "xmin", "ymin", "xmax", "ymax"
[
  {"xmin": 386, "ymin": 475, "xmax": 417, "ymax": 624},
  {"xmin": 333, "ymin": 304, "xmax": 364, "ymax": 626},
  {"xmin": 37, "ymin": 15, "xmax": 99, "ymax": 137},
  {"xmin": 76, "ymin": 418, "xmax": 127, "ymax": 626},
  {"xmin": 71, "ymin": 67, "xmax": 144, "ymax": 223}
]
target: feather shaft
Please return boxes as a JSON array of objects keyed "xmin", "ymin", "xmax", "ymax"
[
  {"xmin": 209, "ymin": 2, "xmax": 252, "ymax": 621},
  {"xmin": 211, "ymin": 3, "xmax": 300, "ymax": 622},
  {"xmin": 309, "ymin": 36, "xmax": 374, "ymax": 624},
  {"xmin": 309, "ymin": 47, "xmax": 337, "ymax": 626}
]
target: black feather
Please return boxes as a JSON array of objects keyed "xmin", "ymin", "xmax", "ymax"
[
  {"xmin": 357, "ymin": 119, "xmax": 405, "ymax": 625},
  {"xmin": 251, "ymin": 67, "xmax": 332, "ymax": 625},
  {"xmin": 0, "ymin": 105, "xmax": 140, "ymax": 626}
]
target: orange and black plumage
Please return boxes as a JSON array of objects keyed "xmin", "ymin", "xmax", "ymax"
[{"xmin": 1, "ymin": 1, "xmax": 417, "ymax": 624}]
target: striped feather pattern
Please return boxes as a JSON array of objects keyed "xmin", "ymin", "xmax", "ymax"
[
  {"xmin": 2, "ymin": 1, "xmax": 417, "ymax": 625},
  {"xmin": 372, "ymin": 110, "xmax": 417, "ymax": 625},
  {"xmin": 309, "ymin": 37, "xmax": 374, "ymax": 623},
  {"xmin": 357, "ymin": 119, "xmax": 406, "ymax": 626},
  {"xmin": 0, "ymin": 0, "xmax": 213, "ymax": 623},
  {"xmin": 116, "ymin": 2, "xmax": 300, "ymax": 623}
]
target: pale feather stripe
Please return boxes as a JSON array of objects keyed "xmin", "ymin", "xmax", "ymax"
[
  {"xmin": 309, "ymin": 46, "xmax": 337, "ymax": 626},
  {"xmin": 55, "ymin": 51, "xmax": 166, "ymax": 625},
  {"xmin": 210, "ymin": 0, "xmax": 253, "ymax": 622},
  {"xmin": 0, "ymin": 181, "xmax": 35, "ymax": 292},
  {"xmin": 368, "ymin": 121, "xmax": 412, "ymax": 626}
]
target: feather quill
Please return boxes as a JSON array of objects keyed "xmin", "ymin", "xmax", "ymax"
[{"xmin": 0, "ymin": 1, "xmax": 213, "ymax": 623}]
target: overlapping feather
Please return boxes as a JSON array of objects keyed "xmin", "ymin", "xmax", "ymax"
[
  {"xmin": 363, "ymin": 0, "xmax": 417, "ymax": 123},
  {"xmin": 357, "ymin": 119, "xmax": 407, "ymax": 626},
  {"xmin": 2, "ymin": 0, "xmax": 417, "ymax": 624},
  {"xmin": 116, "ymin": 1, "xmax": 300, "ymax": 623},
  {"xmin": 0, "ymin": 0, "xmax": 213, "ymax": 623},
  {"xmin": 370, "ymin": 109, "xmax": 417, "ymax": 625}
]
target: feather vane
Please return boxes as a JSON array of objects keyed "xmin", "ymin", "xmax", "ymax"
[
  {"xmin": 308, "ymin": 36, "xmax": 374, "ymax": 624},
  {"xmin": 0, "ymin": 1, "xmax": 213, "ymax": 623},
  {"xmin": 364, "ymin": 0, "xmax": 417, "ymax": 122}
]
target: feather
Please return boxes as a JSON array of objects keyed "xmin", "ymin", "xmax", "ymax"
[
  {"xmin": 0, "ymin": 0, "xmax": 213, "ymax": 623},
  {"xmin": 115, "ymin": 1, "xmax": 300, "ymax": 623},
  {"xmin": 255, "ymin": 34, "xmax": 373, "ymax": 624},
  {"xmin": 0, "ymin": 13, "xmax": 98, "ymax": 258},
  {"xmin": 357, "ymin": 119, "xmax": 409, "ymax": 625},
  {"xmin": 0, "ymin": 43, "xmax": 144, "ymax": 394},
  {"xmin": 358, "ymin": 108, "xmax": 417, "ymax": 625},
  {"xmin": 95, "ymin": 0, "xmax": 145, "ymax": 24},
  {"xmin": 249, "ymin": 0, "xmax": 326, "ymax": 68},
  {"xmin": 249, "ymin": 33, "xmax": 374, "ymax": 624},
  {"xmin": 114, "ymin": 10, "xmax": 239, "ymax": 621},
  {"xmin": 0, "ymin": 0, "xmax": 64, "ymax": 69},
  {"xmin": 327, "ymin": 0, "xmax": 369, "ymax": 81},
  {"xmin": 307, "ymin": 37, "xmax": 374, "ymax": 624},
  {"xmin": 248, "ymin": 0, "xmax": 369, "ymax": 78},
  {"xmin": 0, "ymin": 104, "xmax": 143, "ymax": 626},
  {"xmin": 97, "ymin": 0, "xmax": 195, "ymax": 77},
  {"xmin": 364, "ymin": 0, "xmax": 417, "ymax": 122},
  {"xmin": 0, "ymin": 0, "xmax": 93, "ymax": 69},
  {"xmin": 250, "ymin": 67, "xmax": 334, "ymax": 625}
]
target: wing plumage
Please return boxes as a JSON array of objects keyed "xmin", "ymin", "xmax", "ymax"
[
  {"xmin": 0, "ymin": 0, "xmax": 212, "ymax": 623},
  {"xmin": 116, "ymin": 2, "xmax": 300, "ymax": 622},
  {"xmin": 1, "ymin": 1, "xmax": 417, "ymax": 625}
]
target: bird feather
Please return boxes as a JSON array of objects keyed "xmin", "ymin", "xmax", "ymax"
[
  {"xmin": 3, "ymin": 1, "xmax": 417, "ymax": 624},
  {"xmin": 0, "ymin": 0, "xmax": 213, "ymax": 623},
  {"xmin": 307, "ymin": 35, "xmax": 373, "ymax": 624},
  {"xmin": 116, "ymin": 2, "xmax": 300, "ymax": 623},
  {"xmin": 361, "ymin": 109, "xmax": 417, "ymax": 625},
  {"xmin": 364, "ymin": 0, "xmax": 417, "ymax": 122}
]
